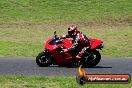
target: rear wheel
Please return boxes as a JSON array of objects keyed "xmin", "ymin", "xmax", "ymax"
[
  {"xmin": 83, "ymin": 50, "xmax": 101, "ymax": 67},
  {"xmin": 36, "ymin": 51, "xmax": 52, "ymax": 67}
]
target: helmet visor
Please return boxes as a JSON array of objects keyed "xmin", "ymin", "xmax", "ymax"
[{"xmin": 68, "ymin": 30, "xmax": 75, "ymax": 36}]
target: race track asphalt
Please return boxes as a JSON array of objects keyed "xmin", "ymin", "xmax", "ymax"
[{"xmin": 0, "ymin": 57, "xmax": 132, "ymax": 76}]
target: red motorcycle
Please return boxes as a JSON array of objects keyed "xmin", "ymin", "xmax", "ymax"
[{"xmin": 36, "ymin": 31, "xmax": 104, "ymax": 67}]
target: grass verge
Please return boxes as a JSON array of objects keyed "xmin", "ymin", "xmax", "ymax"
[
  {"xmin": 0, "ymin": 76, "xmax": 131, "ymax": 88},
  {"xmin": 0, "ymin": 0, "xmax": 131, "ymax": 57},
  {"xmin": 0, "ymin": 0, "xmax": 131, "ymax": 23}
]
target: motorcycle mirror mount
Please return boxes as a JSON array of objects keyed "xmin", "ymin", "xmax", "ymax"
[
  {"xmin": 54, "ymin": 31, "xmax": 57, "ymax": 38},
  {"xmin": 54, "ymin": 31, "xmax": 56, "ymax": 35}
]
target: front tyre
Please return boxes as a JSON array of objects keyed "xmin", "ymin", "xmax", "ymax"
[
  {"xmin": 84, "ymin": 50, "xmax": 101, "ymax": 67},
  {"xmin": 36, "ymin": 51, "xmax": 52, "ymax": 67}
]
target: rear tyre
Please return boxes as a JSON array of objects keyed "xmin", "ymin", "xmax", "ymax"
[
  {"xmin": 84, "ymin": 50, "xmax": 101, "ymax": 67},
  {"xmin": 36, "ymin": 51, "xmax": 52, "ymax": 67}
]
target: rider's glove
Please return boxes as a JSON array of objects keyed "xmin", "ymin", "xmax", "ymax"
[{"xmin": 63, "ymin": 49, "xmax": 68, "ymax": 52}]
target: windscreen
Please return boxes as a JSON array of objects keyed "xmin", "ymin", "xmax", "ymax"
[{"xmin": 48, "ymin": 39, "xmax": 61, "ymax": 45}]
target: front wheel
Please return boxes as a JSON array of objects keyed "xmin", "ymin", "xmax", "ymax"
[
  {"xmin": 36, "ymin": 51, "xmax": 52, "ymax": 67},
  {"xmin": 83, "ymin": 50, "xmax": 101, "ymax": 67}
]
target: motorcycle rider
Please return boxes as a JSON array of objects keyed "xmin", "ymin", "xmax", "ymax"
[{"xmin": 61, "ymin": 25, "xmax": 90, "ymax": 58}]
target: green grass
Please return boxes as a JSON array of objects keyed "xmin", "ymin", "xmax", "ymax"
[
  {"xmin": 0, "ymin": 0, "xmax": 131, "ymax": 23},
  {"xmin": 0, "ymin": 41, "xmax": 41, "ymax": 57},
  {"xmin": 0, "ymin": 1, "xmax": 131, "ymax": 88},
  {"xmin": 0, "ymin": 26, "xmax": 131, "ymax": 57},
  {"xmin": 0, "ymin": 0, "xmax": 131, "ymax": 57},
  {"xmin": 0, "ymin": 76, "xmax": 131, "ymax": 88}
]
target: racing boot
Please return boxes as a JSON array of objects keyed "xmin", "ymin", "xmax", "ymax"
[
  {"xmin": 76, "ymin": 46, "xmax": 90, "ymax": 59},
  {"xmin": 76, "ymin": 53, "xmax": 83, "ymax": 59}
]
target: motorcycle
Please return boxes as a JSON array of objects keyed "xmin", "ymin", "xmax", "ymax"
[{"xmin": 36, "ymin": 31, "xmax": 104, "ymax": 67}]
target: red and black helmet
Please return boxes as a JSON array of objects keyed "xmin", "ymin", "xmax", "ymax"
[{"xmin": 68, "ymin": 25, "xmax": 78, "ymax": 37}]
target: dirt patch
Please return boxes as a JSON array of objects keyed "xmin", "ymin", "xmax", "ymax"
[{"xmin": 0, "ymin": 19, "xmax": 131, "ymax": 29}]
